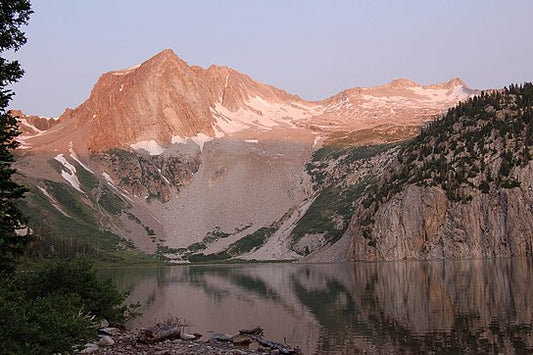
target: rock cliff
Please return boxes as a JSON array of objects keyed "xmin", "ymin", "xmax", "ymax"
[
  {"xmin": 347, "ymin": 84, "xmax": 533, "ymax": 261},
  {"xmin": 348, "ymin": 173, "xmax": 533, "ymax": 260}
]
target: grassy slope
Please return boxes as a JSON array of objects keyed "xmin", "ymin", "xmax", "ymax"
[
  {"xmin": 290, "ymin": 143, "xmax": 398, "ymax": 253},
  {"xmin": 18, "ymin": 163, "xmax": 162, "ymax": 267}
]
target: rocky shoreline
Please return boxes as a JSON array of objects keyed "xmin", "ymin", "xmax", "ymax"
[{"xmin": 78, "ymin": 323, "xmax": 301, "ymax": 355}]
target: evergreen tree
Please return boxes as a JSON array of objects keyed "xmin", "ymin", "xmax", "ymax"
[{"xmin": 0, "ymin": 0, "xmax": 32, "ymax": 272}]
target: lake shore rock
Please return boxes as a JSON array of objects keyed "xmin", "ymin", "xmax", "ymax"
[{"xmin": 82, "ymin": 327, "xmax": 296, "ymax": 354}]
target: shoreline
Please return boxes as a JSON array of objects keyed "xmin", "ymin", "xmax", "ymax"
[{"xmin": 81, "ymin": 324, "xmax": 300, "ymax": 354}]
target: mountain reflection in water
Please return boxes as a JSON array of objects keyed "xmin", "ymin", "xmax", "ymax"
[{"xmin": 100, "ymin": 258, "xmax": 533, "ymax": 354}]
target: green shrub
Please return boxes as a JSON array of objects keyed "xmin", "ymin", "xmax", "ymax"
[
  {"xmin": 226, "ymin": 227, "xmax": 275, "ymax": 255},
  {"xmin": 0, "ymin": 259, "xmax": 138, "ymax": 354},
  {"xmin": 20, "ymin": 259, "xmax": 138, "ymax": 323},
  {"xmin": 0, "ymin": 280, "xmax": 93, "ymax": 354}
]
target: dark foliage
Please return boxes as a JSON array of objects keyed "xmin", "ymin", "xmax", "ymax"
[
  {"xmin": 0, "ymin": 0, "xmax": 32, "ymax": 272},
  {"xmin": 0, "ymin": 259, "xmax": 138, "ymax": 354}
]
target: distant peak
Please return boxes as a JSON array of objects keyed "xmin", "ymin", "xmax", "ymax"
[
  {"xmin": 447, "ymin": 77, "xmax": 467, "ymax": 87},
  {"xmin": 388, "ymin": 78, "xmax": 418, "ymax": 88},
  {"xmin": 149, "ymin": 48, "xmax": 179, "ymax": 62},
  {"xmin": 155, "ymin": 48, "xmax": 177, "ymax": 58},
  {"xmin": 430, "ymin": 78, "xmax": 469, "ymax": 90},
  {"xmin": 131, "ymin": 48, "xmax": 192, "ymax": 74}
]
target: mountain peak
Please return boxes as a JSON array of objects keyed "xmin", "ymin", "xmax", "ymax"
[
  {"xmin": 388, "ymin": 78, "xmax": 418, "ymax": 88},
  {"xmin": 428, "ymin": 77, "xmax": 470, "ymax": 91},
  {"xmin": 446, "ymin": 77, "xmax": 467, "ymax": 87},
  {"xmin": 151, "ymin": 48, "xmax": 179, "ymax": 61},
  {"xmin": 144, "ymin": 48, "xmax": 189, "ymax": 69}
]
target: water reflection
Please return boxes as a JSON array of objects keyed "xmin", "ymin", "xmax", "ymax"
[{"xmin": 100, "ymin": 258, "xmax": 533, "ymax": 354}]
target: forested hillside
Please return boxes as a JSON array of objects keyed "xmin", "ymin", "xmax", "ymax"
[{"xmin": 348, "ymin": 83, "xmax": 533, "ymax": 260}]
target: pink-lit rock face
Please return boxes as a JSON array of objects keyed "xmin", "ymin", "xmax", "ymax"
[{"xmin": 18, "ymin": 49, "xmax": 476, "ymax": 155}]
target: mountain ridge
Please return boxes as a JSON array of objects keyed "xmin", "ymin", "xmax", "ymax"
[
  {"xmin": 11, "ymin": 49, "xmax": 484, "ymax": 264},
  {"xmin": 17, "ymin": 49, "xmax": 477, "ymax": 155}
]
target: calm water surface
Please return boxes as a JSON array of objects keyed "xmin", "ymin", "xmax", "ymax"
[{"xmin": 100, "ymin": 258, "xmax": 533, "ymax": 354}]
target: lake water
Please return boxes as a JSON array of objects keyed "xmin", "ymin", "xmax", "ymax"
[{"xmin": 100, "ymin": 258, "xmax": 533, "ymax": 354}]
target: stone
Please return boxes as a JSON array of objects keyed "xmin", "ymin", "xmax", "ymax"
[
  {"xmin": 209, "ymin": 333, "xmax": 232, "ymax": 342},
  {"xmin": 79, "ymin": 343, "xmax": 99, "ymax": 353},
  {"xmin": 98, "ymin": 327, "xmax": 120, "ymax": 336},
  {"xmin": 97, "ymin": 319, "xmax": 109, "ymax": 329},
  {"xmin": 97, "ymin": 335, "xmax": 115, "ymax": 347},
  {"xmin": 231, "ymin": 333, "xmax": 251, "ymax": 346},
  {"xmin": 179, "ymin": 332, "xmax": 198, "ymax": 340}
]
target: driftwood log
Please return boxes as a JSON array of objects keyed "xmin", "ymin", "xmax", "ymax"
[
  {"xmin": 246, "ymin": 334, "xmax": 296, "ymax": 354},
  {"xmin": 239, "ymin": 327, "xmax": 264, "ymax": 336},
  {"xmin": 137, "ymin": 322, "xmax": 181, "ymax": 344}
]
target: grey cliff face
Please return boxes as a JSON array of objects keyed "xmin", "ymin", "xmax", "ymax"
[{"xmin": 348, "ymin": 162, "xmax": 533, "ymax": 261}]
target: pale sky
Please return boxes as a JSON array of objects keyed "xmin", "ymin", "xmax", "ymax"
[{"xmin": 7, "ymin": 0, "xmax": 533, "ymax": 117}]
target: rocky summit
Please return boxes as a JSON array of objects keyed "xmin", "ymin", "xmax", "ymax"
[{"xmin": 14, "ymin": 48, "xmax": 512, "ymax": 264}]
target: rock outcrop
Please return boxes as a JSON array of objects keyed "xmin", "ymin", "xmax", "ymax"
[
  {"xmin": 346, "ymin": 84, "xmax": 533, "ymax": 261},
  {"xmin": 91, "ymin": 149, "xmax": 201, "ymax": 203},
  {"xmin": 348, "ymin": 170, "xmax": 533, "ymax": 260}
]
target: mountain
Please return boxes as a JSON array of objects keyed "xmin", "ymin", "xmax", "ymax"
[
  {"xmin": 20, "ymin": 49, "xmax": 475, "ymax": 154},
  {"xmin": 306, "ymin": 77, "xmax": 475, "ymax": 145},
  {"xmin": 13, "ymin": 49, "xmax": 478, "ymax": 263},
  {"xmin": 344, "ymin": 83, "xmax": 533, "ymax": 260}
]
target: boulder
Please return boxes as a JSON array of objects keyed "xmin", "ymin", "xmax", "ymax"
[
  {"xmin": 231, "ymin": 333, "xmax": 251, "ymax": 346},
  {"xmin": 179, "ymin": 332, "xmax": 198, "ymax": 340},
  {"xmin": 97, "ymin": 335, "xmax": 115, "ymax": 347},
  {"xmin": 97, "ymin": 319, "xmax": 109, "ymax": 329},
  {"xmin": 79, "ymin": 343, "xmax": 99, "ymax": 353},
  {"xmin": 98, "ymin": 327, "xmax": 120, "ymax": 336}
]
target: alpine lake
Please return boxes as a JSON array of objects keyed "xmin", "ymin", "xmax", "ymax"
[{"xmin": 100, "ymin": 258, "xmax": 533, "ymax": 354}]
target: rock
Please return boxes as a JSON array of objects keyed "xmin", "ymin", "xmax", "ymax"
[
  {"xmin": 97, "ymin": 335, "xmax": 115, "ymax": 347},
  {"xmin": 348, "ymin": 163, "xmax": 533, "ymax": 260},
  {"xmin": 239, "ymin": 327, "xmax": 263, "ymax": 336},
  {"xmin": 231, "ymin": 333, "xmax": 251, "ymax": 346},
  {"xmin": 209, "ymin": 333, "xmax": 233, "ymax": 342},
  {"xmin": 97, "ymin": 319, "xmax": 109, "ymax": 329},
  {"xmin": 179, "ymin": 332, "xmax": 198, "ymax": 340},
  {"xmin": 98, "ymin": 327, "xmax": 120, "ymax": 336},
  {"xmin": 79, "ymin": 343, "xmax": 99, "ymax": 353}
]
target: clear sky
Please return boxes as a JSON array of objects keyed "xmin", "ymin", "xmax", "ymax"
[{"xmin": 7, "ymin": 0, "xmax": 533, "ymax": 117}]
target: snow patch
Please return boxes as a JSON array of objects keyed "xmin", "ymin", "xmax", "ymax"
[
  {"xmin": 189, "ymin": 133, "xmax": 212, "ymax": 151},
  {"xmin": 101, "ymin": 172, "xmax": 134, "ymax": 202},
  {"xmin": 38, "ymin": 187, "xmax": 70, "ymax": 217},
  {"xmin": 410, "ymin": 85, "xmax": 469, "ymax": 102},
  {"xmin": 69, "ymin": 141, "xmax": 93, "ymax": 173},
  {"xmin": 112, "ymin": 64, "xmax": 141, "ymax": 76},
  {"xmin": 158, "ymin": 168, "xmax": 171, "ymax": 184},
  {"xmin": 102, "ymin": 172, "xmax": 114, "ymax": 184},
  {"xmin": 171, "ymin": 133, "xmax": 213, "ymax": 151},
  {"xmin": 130, "ymin": 140, "xmax": 164, "ymax": 155},
  {"xmin": 360, "ymin": 95, "xmax": 409, "ymax": 109},
  {"xmin": 245, "ymin": 139, "xmax": 259, "ymax": 143},
  {"xmin": 210, "ymin": 95, "xmax": 323, "ymax": 136},
  {"xmin": 39, "ymin": 116, "xmax": 59, "ymax": 121},
  {"xmin": 19, "ymin": 118, "xmax": 44, "ymax": 134},
  {"xmin": 312, "ymin": 133, "xmax": 321, "ymax": 148},
  {"xmin": 54, "ymin": 154, "xmax": 83, "ymax": 192},
  {"xmin": 119, "ymin": 84, "xmax": 124, "ymax": 92}
]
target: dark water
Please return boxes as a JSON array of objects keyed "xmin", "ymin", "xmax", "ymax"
[{"xmin": 100, "ymin": 258, "xmax": 533, "ymax": 354}]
